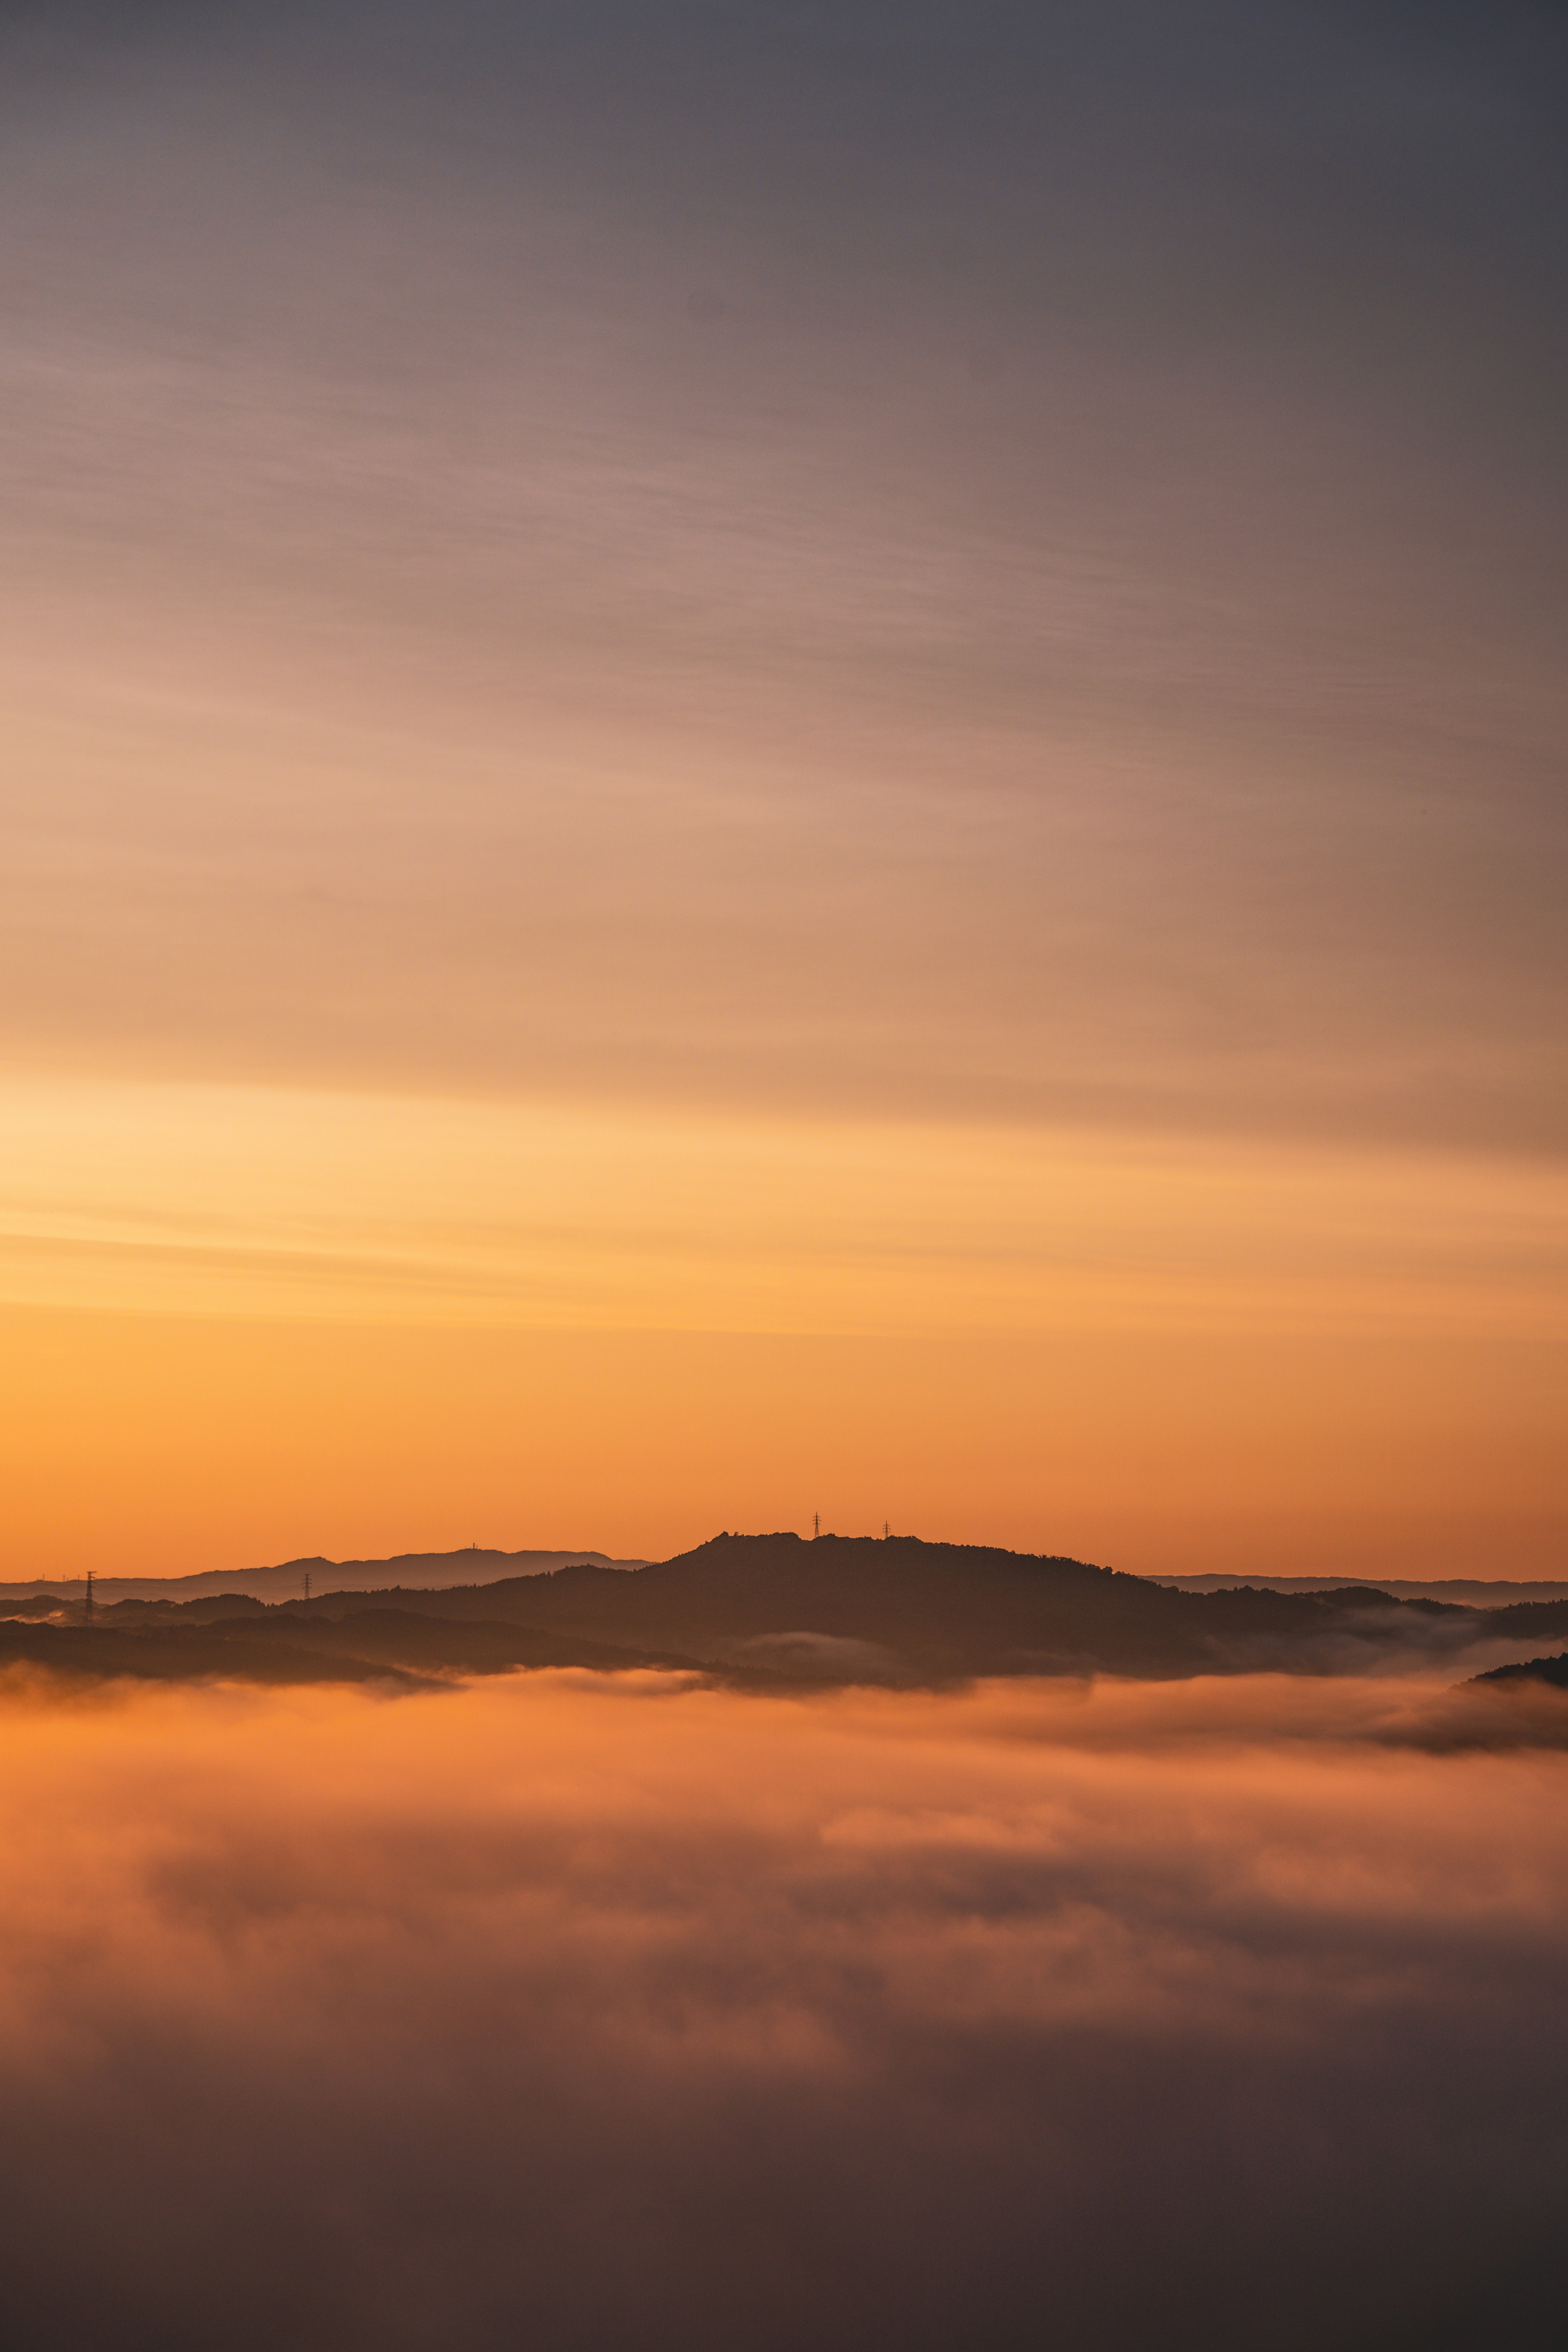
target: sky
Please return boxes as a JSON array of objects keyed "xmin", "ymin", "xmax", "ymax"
[{"xmin": 3, "ymin": 1, "xmax": 1565, "ymax": 1578}]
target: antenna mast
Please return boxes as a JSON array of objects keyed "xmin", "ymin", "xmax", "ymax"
[{"xmin": 85, "ymin": 1570, "xmax": 94, "ymax": 1626}]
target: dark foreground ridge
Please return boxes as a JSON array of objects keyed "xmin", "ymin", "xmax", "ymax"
[
  {"xmin": 5, "ymin": 1531, "xmax": 1568, "ymax": 1693},
  {"xmin": 1470, "ymin": 1650, "xmax": 1568, "ymax": 1693}
]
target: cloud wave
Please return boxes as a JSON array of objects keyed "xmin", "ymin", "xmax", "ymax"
[{"xmin": 0, "ymin": 1670, "xmax": 1563, "ymax": 2349}]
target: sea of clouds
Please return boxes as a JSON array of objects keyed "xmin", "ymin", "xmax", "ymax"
[{"xmin": 0, "ymin": 1668, "xmax": 1562, "ymax": 2350}]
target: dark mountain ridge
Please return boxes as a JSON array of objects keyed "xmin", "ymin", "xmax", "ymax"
[
  {"xmin": 1470, "ymin": 1650, "xmax": 1568, "ymax": 1693},
  {"xmin": 6, "ymin": 1530, "xmax": 1566, "ymax": 1690},
  {"xmin": 431, "ymin": 1532, "xmax": 1568, "ymax": 1677}
]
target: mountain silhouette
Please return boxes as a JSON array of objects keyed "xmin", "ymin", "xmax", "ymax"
[{"xmin": 7, "ymin": 1530, "xmax": 1568, "ymax": 1690}]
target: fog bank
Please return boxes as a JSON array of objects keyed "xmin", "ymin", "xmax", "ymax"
[{"xmin": 0, "ymin": 1671, "xmax": 1562, "ymax": 2349}]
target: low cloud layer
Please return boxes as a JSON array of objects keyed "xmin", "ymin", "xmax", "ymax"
[{"xmin": 0, "ymin": 1670, "xmax": 1563, "ymax": 2349}]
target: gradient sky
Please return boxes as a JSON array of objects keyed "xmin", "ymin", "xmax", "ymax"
[{"xmin": 3, "ymin": 2, "xmax": 1565, "ymax": 1577}]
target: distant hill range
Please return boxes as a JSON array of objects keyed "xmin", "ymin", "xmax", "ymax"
[
  {"xmin": 3, "ymin": 1530, "xmax": 1567, "ymax": 1693},
  {"xmin": 0, "ymin": 1547, "xmax": 646, "ymax": 1607},
  {"xmin": 1154, "ymin": 1573, "xmax": 1568, "ymax": 1607}
]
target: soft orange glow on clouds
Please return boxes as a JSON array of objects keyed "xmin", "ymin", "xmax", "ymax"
[
  {"xmin": 0, "ymin": 1670, "xmax": 1561, "ymax": 2343},
  {"xmin": 4, "ymin": 1078, "xmax": 1565, "ymax": 1334}
]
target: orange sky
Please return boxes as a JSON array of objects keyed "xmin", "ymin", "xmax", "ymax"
[{"xmin": 2, "ymin": 5, "xmax": 1564, "ymax": 1581}]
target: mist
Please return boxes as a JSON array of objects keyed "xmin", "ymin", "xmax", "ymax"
[{"xmin": 0, "ymin": 1668, "xmax": 1561, "ymax": 2350}]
